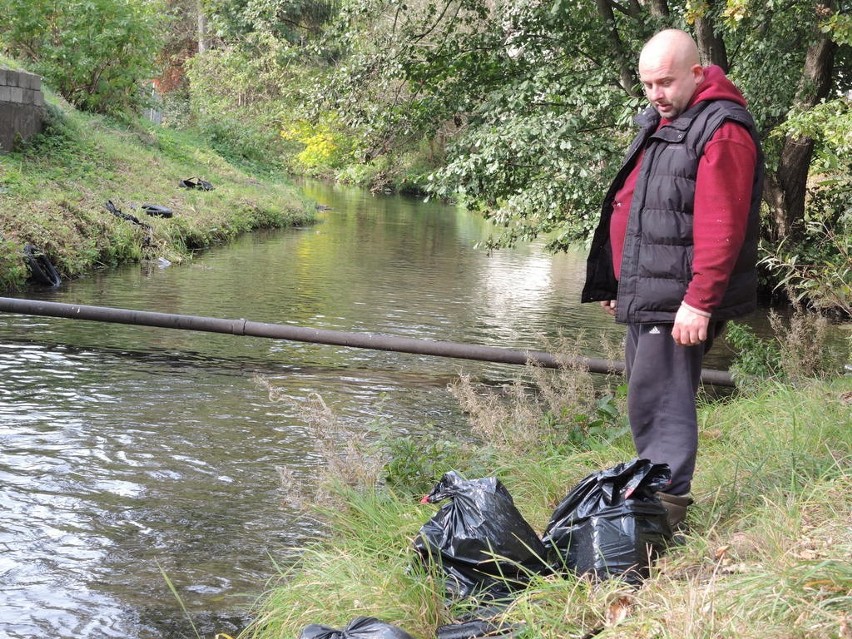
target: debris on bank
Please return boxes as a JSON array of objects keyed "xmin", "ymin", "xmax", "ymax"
[{"xmin": 299, "ymin": 459, "xmax": 674, "ymax": 639}]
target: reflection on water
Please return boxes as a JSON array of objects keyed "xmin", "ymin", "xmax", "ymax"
[
  {"xmin": 0, "ymin": 181, "xmax": 770, "ymax": 638},
  {"xmin": 0, "ymin": 339, "xmax": 313, "ymax": 638}
]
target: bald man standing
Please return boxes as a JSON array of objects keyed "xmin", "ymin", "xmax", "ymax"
[{"xmin": 582, "ymin": 29, "xmax": 764, "ymax": 529}]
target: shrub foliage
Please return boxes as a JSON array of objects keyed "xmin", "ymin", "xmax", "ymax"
[{"xmin": 0, "ymin": 0, "xmax": 166, "ymax": 114}]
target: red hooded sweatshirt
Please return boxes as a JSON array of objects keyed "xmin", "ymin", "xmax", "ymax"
[{"xmin": 609, "ymin": 65, "xmax": 758, "ymax": 315}]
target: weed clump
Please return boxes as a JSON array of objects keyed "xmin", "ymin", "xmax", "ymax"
[
  {"xmin": 451, "ymin": 336, "xmax": 629, "ymax": 460},
  {"xmin": 254, "ymin": 376, "xmax": 383, "ymax": 511},
  {"xmin": 726, "ymin": 308, "xmax": 849, "ymax": 391}
]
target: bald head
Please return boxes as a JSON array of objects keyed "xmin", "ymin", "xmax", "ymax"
[
  {"xmin": 638, "ymin": 29, "xmax": 704, "ymax": 120},
  {"xmin": 640, "ymin": 29, "xmax": 701, "ymax": 71}
]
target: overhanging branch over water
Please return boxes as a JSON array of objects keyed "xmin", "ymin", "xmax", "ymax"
[{"xmin": 0, "ymin": 297, "xmax": 734, "ymax": 386}]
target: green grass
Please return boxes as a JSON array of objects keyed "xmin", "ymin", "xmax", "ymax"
[
  {"xmin": 243, "ymin": 377, "xmax": 851, "ymax": 639},
  {"xmin": 0, "ymin": 72, "xmax": 315, "ymax": 290}
]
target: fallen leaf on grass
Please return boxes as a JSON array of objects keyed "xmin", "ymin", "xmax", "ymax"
[{"xmin": 606, "ymin": 595, "xmax": 634, "ymax": 626}]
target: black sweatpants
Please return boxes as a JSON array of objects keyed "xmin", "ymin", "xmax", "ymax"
[{"xmin": 624, "ymin": 322, "xmax": 722, "ymax": 495}]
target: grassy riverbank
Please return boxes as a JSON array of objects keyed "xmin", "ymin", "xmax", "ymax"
[
  {"xmin": 0, "ymin": 78, "xmax": 315, "ymax": 291},
  {"xmin": 242, "ymin": 373, "xmax": 851, "ymax": 639}
]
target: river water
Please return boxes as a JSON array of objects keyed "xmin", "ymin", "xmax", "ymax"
[{"xmin": 0, "ymin": 181, "xmax": 764, "ymax": 638}]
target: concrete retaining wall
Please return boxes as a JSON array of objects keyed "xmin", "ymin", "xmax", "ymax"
[{"xmin": 0, "ymin": 68, "xmax": 45, "ymax": 152}]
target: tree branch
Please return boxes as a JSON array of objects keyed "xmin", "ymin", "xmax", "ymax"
[
  {"xmin": 609, "ymin": 0, "xmax": 642, "ymax": 18},
  {"xmin": 595, "ymin": 0, "xmax": 637, "ymax": 92},
  {"xmin": 410, "ymin": 1, "xmax": 460, "ymax": 42}
]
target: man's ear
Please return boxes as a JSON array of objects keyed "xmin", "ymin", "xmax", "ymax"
[{"xmin": 692, "ymin": 64, "xmax": 705, "ymax": 86}]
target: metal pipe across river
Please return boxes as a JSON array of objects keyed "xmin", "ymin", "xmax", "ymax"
[{"xmin": 0, "ymin": 297, "xmax": 735, "ymax": 386}]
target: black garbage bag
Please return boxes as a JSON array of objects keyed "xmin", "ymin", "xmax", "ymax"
[
  {"xmin": 178, "ymin": 177, "xmax": 214, "ymax": 191},
  {"xmin": 105, "ymin": 200, "xmax": 151, "ymax": 229},
  {"xmin": 436, "ymin": 617, "xmax": 522, "ymax": 639},
  {"xmin": 299, "ymin": 617, "xmax": 414, "ymax": 639},
  {"xmin": 436, "ymin": 603, "xmax": 524, "ymax": 639},
  {"xmin": 23, "ymin": 243, "xmax": 61, "ymax": 287},
  {"xmin": 141, "ymin": 203, "xmax": 174, "ymax": 218},
  {"xmin": 541, "ymin": 458, "xmax": 672, "ymax": 583},
  {"xmin": 414, "ymin": 471, "xmax": 549, "ymax": 599}
]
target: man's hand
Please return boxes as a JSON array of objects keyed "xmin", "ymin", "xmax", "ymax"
[
  {"xmin": 600, "ymin": 300, "xmax": 617, "ymax": 316},
  {"xmin": 672, "ymin": 304, "xmax": 710, "ymax": 346}
]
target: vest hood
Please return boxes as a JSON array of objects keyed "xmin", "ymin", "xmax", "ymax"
[
  {"xmin": 655, "ymin": 66, "xmax": 747, "ymax": 127},
  {"xmin": 691, "ymin": 65, "xmax": 747, "ymax": 109}
]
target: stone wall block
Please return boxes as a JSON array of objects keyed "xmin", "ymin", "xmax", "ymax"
[
  {"xmin": 0, "ymin": 68, "xmax": 46, "ymax": 152},
  {"xmin": 25, "ymin": 72, "xmax": 41, "ymax": 91}
]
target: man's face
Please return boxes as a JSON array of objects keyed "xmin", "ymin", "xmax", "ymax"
[{"xmin": 639, "ymin": 56, "xmax": 703, "ymax": 120}]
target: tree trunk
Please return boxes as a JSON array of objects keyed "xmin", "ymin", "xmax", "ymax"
[
  {"xmin": 763, "ymin": 2, "xmax": 837, "ymax": 243},
  {"xmin": 197, "ymin": 0, "xmax": 208, "ymax": 53},
  {"xmin": 648, "ymin": 0, "xmax": 669, "ymax": 17},
  {"xmin": 693, "ymin": 0, "xmax": 728, "ymax": 69}
]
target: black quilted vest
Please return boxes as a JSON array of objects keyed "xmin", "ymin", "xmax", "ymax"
[{"xmin": 581, "ymin": 99, "xmax": 764, "ymax": 323}]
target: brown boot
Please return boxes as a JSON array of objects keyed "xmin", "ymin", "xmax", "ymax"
[{"xmin": 658, "ymin": 492, "xmax": 694, "ymax": 531}]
